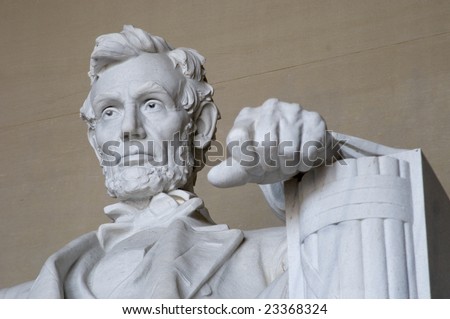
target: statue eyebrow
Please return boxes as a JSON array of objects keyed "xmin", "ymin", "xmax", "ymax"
[
  {"xmin": 92, "ymin": 92, "xmax": 122, "ymax": 107},
  {"xmin": 131, "ymin": 81, "xmax": 170, "ymax": 100}
]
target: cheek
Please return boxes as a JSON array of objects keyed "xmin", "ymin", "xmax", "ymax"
[
  {"xmin": 144, "ymin": 110, "xmax": 190, "ymax": 141},
  {"xmin": 95, "ymin": 120, "xmax": 122, "ymax": 146}
]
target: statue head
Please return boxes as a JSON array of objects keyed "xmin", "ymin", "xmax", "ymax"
[{"xmin": 80, "ymin": 25, "xmax": 219, "ymax": 201}]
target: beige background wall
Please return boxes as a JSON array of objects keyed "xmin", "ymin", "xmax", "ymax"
[{"xmin": 1, "ymin": 0, "xmax": 449, "ymax": 288}]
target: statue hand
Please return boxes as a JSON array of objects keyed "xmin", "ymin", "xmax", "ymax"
[{"xmin": 208, "ymin": 98, "xmax": 328, "ymax": 188}]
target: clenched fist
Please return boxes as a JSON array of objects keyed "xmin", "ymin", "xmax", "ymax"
[{"xmin": 208, "ymin": 98, "xmax": 330, "ymax": 188}]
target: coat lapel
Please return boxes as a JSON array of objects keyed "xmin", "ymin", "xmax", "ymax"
[{"xmin": 109, "ymin": 218, "xmax": 244, "ymax": 298}]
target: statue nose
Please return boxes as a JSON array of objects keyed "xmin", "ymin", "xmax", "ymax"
[{"xmin": 121, "ymin": 107, "xmax": 147, "ymax": 140}]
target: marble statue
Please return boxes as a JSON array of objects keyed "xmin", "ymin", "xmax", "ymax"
[{"xmin": 1, "ymin": 25, "xmax": 448, "ymax": 298}]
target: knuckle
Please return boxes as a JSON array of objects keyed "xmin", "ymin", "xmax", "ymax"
[
  {"xmin": 227, "ymin": 126, "xmax": 249, "ymax": 144},
  {"xmin": 238, "ymin": 106, "xmax": 255, "ymax": 117}
]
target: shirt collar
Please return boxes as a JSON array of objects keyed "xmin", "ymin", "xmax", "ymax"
[{"xmin": 97, "ymin": 190, "xmax": 221, "ymax": 251}]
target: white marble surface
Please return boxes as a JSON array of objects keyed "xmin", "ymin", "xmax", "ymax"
[{"xmin": 2, "ymin": 26, "xmax": 448, "ymax": 298}]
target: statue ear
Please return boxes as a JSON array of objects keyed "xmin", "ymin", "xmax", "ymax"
[{"xmin": 193, "ymin": 102, "xmax": 219, "ymax": 149}]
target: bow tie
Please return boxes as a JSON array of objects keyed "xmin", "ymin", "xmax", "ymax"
[{"xmin": 97, "ymin": 190, "xmax": 222, "ymax": 251}]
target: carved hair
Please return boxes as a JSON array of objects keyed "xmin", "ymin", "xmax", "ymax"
[{"xmin": 80, "ymin": 25, "xmax": 218, "ymax": 128}]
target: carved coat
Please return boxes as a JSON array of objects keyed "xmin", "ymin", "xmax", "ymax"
[{"xmin": 0, "ymin": 190, "xmax": 288, "ymax": 298}]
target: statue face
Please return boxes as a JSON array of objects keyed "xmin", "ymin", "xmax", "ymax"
[{"xmin": 89, "ymin": 53, "xmax": 194, "ymax": 200}]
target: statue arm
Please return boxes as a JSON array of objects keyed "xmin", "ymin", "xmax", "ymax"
[
  {"xmin": 207, "ymin": 98, "xmax": 406, "ymax": 219},
  {"xmin": 0, "ymin": 281, "xmax": 34, "ymax": 298}
]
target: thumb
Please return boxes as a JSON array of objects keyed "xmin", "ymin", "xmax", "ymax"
[{"xmin": 207, "ymin": 157, "xmax": 251, "ymax": 188}]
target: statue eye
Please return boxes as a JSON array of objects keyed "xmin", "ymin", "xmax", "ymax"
[
  {"xmin": 143, "ymin": 100, "xmax": 163, "ymax": 112},
  {"xmin": 101, "ymin": 107, "xmax": 119, "ymax": 119}
]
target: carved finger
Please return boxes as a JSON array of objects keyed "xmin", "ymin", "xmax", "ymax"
[{"xmin": 208, "ymin": 157, "xmax": 252, "ymax": 188}]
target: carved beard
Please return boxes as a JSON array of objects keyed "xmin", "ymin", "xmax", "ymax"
[
  {"xmin": 101, "ymin": 123, "xmax": 194, "ymax": 201},
  {"xmin": 103, "ymin": 162, "xmax": 192, "ymax": 201}
]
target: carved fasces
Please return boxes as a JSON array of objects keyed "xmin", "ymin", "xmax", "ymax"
[{"xmin": 288, "ymin": 155, "xmax": 418, "ymax": 298}]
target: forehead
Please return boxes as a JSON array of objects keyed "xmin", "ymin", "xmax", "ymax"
[{"xmin": 91, "ymin": 53, "xmax": 185, "ymax": 98}]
